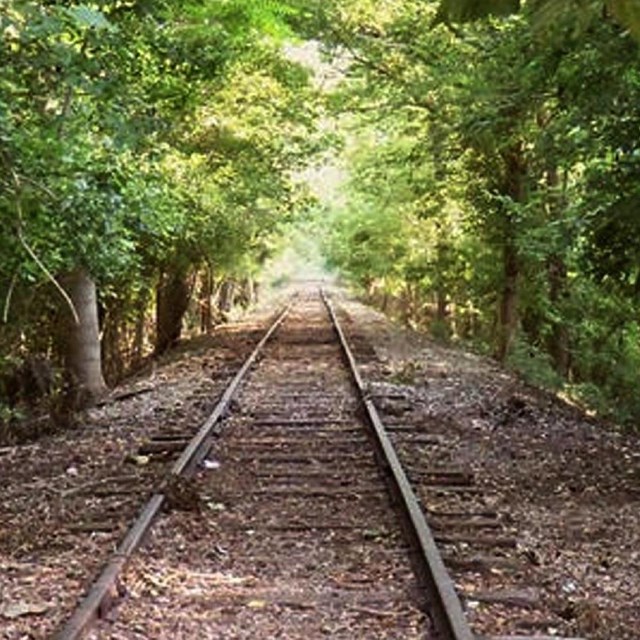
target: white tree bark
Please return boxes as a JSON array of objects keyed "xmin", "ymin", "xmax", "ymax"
[{"xmin": 62, "ymin": 267, "xmax": 107, "ymax": 401}]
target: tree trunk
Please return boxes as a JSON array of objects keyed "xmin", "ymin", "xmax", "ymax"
[
  {"xmin": 155, "ymin": 270, "xmax": 191, "ymax": 354},
  {"xmin": 101, "ymin": 310, "xmax": 123, "ymax": 385},
  {"xmin": 132, "ymin": 302, "xmax": 146, "ymax": 368},
  {"xmin": 521, "ymin": 305, "xmax": 543, "ymax": 348},
  {"xmin": 237, "ymin": 277, "xmax": 252, "ymax": 308},
  {"xmin": 495, "ymin": 239, "xmax": 519, "ymax": 363},
  {"xmin": 246, "ymin": 277, "xmax": 256, "ymax": 306},
  {"xmin": 217, "ymin": 279, "xmax": 235, "ymax": 319},
  {"xmin": 381, "ymin": 291, "xmax": 389, "ymax": 313},
  {"xmin": 60, "ymin": 267, "xmax": 107, "ymax": 403},
  {"xmin": 547, "ymin": 254, "xmax": 570, "ymax": 376},
  {"xmin": 544, "ymin": 166, "xmax": 571, "ymax": 377},
  {"xmin": 434, "ymin": 234, "xmax": 449, "ymax": 325},
  {"xmin": 401, "ymin": 283, "xmax": 416, "ymax": 325},
  {"xmin": 199, "ymin": 267, "xmax": 214, "ymax": 334},
  {"xmin": 436, "ymin": 287, "xmax": 447, "ymax": 324},
  {"xmin": 495, "ymin": 143, "xmax": 527, "ymax": 363}
]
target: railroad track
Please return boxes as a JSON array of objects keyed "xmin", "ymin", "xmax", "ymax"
[
  {"xmin": 334, "ymin": 302, "xmax": 590, "ymax": 640},
  {"xmin": 53, "ymin": 288, "xmax": 582, "ymax": 639}
]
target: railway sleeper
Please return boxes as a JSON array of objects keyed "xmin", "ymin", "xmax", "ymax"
[
  {"xmin": 425, "ymin": 508, "xmax": 500, "ymax": 519},
  {"xmin": 462, "ymin": 588, "xmax": 541, "ymax": 609},
  {"xmin": 434, "ymin": 533, "xmax": 517, "ymax": 548},
  {"xmin": 428, "ymin": 517, "xmax": 504, "ymax": 531},
  {"xmin": 444, "ymin": 553, "xmax": 524, "ymax": 573},
  {"xmin": 479, "ymin": 636, "xmax": 586, "ymax": 640},
  {"xmin": 137, "ymin": 440, "xmax": 189, "ymax": 455},
  {"xmin": 230, "ymin": 453, "xmax": 377, "ymax": 465},
  {"xmin": 423, "ymin": 485, "xmax": 484, "ymax": 495},
  {"xmin": 231, "ymin": 522, "xmax": 394, "ymax": 532},
  {"xmin": 231, "ymin": 441, "xmax": 368, "ymax": 453},
  {"xmin": 251, "ymin": 465, "xmax": 377, "ymax": 474},
  {"xmin": 248, "ymin": 418, "xmax": 354, "ymax": 427},
  {"xmin": 242, "ymin": 487, "xmax": 386, "ymax": 498},
  {"xmin": 148, "ymin": 433, "xmax": 194, "ymax": 441},
  {"xmin": 412, "ymin": 473, "xmax": 476, "ymax": 486},
  {"xmin": 66, "ymin": 521, "xmax": 122, "ymax": 534},
  {"xmin": 229, "ymin": 435, "xmax": 367, "ymax": 445},
  {"xmin": 410, "ymin": 468, "xmax": 475, "ymax": 479}
]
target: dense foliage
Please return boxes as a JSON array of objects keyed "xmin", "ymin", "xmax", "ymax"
[
  {"xmin": 0, "ymin": 0, "xmax": 321, "ymax": 427},
  {"xmin": 2, "ymin": 0, "xmax": 640, "ymax": 431},
  {"xmin": 317, "ymin": 0, "xmax": 640, "ymax": 426}
]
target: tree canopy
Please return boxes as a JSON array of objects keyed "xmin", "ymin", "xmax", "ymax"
[
  {"xmin": 0, "ymin": 0, "xmax": 323, "ymax": 413},
  {"xmin": 313, "ymin": 0, "xmax": 640, "ymax": 426},
  {"xmin": 2, "ymin": 0, "xmax": 640, "ymax": 429}
]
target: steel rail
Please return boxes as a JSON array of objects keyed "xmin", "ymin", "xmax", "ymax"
[
  {"xmin": 54, "ymin": 302, "xmax": 292, "ymax": 640},
  {"xmin": 321, "ymin": 289, "xmax": 474, "ymax": 640}
]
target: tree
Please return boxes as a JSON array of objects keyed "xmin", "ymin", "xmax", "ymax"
[
  {"xmin": 0, "ymin": 0, "xmax": 321, "ymax": 408},
  {"xmin": 314, "ymin": 0, "xmax": 640, "ymax": 425},
  {"xmin": 436, "ymin": 0, "xmax": 640, "ymax": 40}
]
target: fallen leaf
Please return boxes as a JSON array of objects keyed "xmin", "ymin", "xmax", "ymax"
[{"xmin": 247, "ymin": 599, "xmax": 267, "ymax": 609}]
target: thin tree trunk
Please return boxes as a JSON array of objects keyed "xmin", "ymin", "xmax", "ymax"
[
  {"xmin": 436, "ymin": 288, "xmax": 447, "ymax": 324},
  {"xmin": 547, "ymin": 254, "xmax": 570, "ymax": 376},
  {"xmin": 431, "ymin": 126, "xmax": 450, "ymax": 329},
  {"xmin": 246, "ymin": 277, "xmax": 256, "ymax": 306},
  {"xmin": 496, "ymin": 239, "xmax": 519, "ymax": 363},
  {"xmin": 495, "ymin": 143, "xmax": 527, "ymax": 363},
  {"xmin": 60, "ymin": 267, "xmax": 106, "ymax": 403},
  {"xmin": 132, "ymin": 302, "xmax": 146, "ymax": 367},
  {"xmin": 381, "ymin": 291, "xmax": 389, "ymax": 313},
  {"xmin": 237, "ymin": 278, "xmax": 251, "ymax": 308},
  {"xmin": 401, "ymin": 284, "xmax": 414, "ymax": 325},
  {"xmin": 199, "ymin": 266, "xmax": 214, "ymax": 333},
  {"xmin": 155, "ymin": 270, "xmax": 191, "ymax": 354},
  {"xmin": 434, "ymin": 233, "xmax": 449, "ymax": 325},
  {"xmin": 545, "ymin": 166, "xmax": 571, "ymax": 377},
  {"xmin": 217, "ymin": 280, "xmax": 235, "ymax": 319},
  {"xmin": 102, "ymin": 311, "xmax": 123, "ymax": 385}
]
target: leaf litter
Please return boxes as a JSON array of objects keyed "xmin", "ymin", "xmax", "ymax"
[{"xmin": 1, "ymin": 291, "xmax": 638, "ymax": 638}]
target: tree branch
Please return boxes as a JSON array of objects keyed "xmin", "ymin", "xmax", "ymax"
[
  {"xmin": 57, "ymin": 36, "xmax": 89, "ymax": 136},
  {"xmin": 3, "ymin": 272, "xmax": 18, "ymax": 324},
  {"xmin": 325, "ymin": 26, "xmax": 440, "ymax": 117},
  {"xmin": 7, "ymin": 167, "xmax": 80, "ymax": 325},
  {"xmin": 16, "ymin": 227, "xmax": 80, "ymax": 326}
]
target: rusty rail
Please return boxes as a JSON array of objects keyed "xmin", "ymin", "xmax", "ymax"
[
  {"xmin": 54, "ymin": 302, "xmax": 292, "ymax": 640},
  {"xmin": 56, "ymin": 289, "xmax": 472, "ymax": 639},
  {"xmin": 322, "ymin": 289, "xmax": 474, "ymax": 640}
]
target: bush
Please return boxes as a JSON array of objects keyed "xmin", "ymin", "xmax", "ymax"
[{"xmin": 507, "ymin": 336, "xmax": 564, "ymax": 390}]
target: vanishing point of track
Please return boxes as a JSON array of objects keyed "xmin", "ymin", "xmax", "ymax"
[{"xmin": 55, "ymin": 288, "xmax": 472, "ymax": 639}]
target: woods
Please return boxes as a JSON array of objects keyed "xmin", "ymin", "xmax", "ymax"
[
  {"xmin": 319, "ymin": 1, "xmax": 640, "ymax": 426},
  {"xmin": 2, "ymin": 5, "xmax": 640, "ymax": 640},
  {"xmin": 0, "ymin": 1, "xmax": 319, "ymax": 424},
  {"xmin": 2, "ymin": 0, "xmax": 640, "ymax": 430}
]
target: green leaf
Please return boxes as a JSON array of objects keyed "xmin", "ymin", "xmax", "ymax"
[{"xmin": 62, "ymin": 6, "xmax": 116, "ymax": 32}]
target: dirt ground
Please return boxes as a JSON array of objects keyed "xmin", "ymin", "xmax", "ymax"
[
  {"xmin": 336, "ymin": 289, "xmax": 640, "ymax": 640},
  {"xmin": 87, "ymin": 293, "xmax": 431, "ymax": 639},
  {"xmin": 0, "ymin": 316, "xmax": 270, "ymax": 639},
  {"xmin": 0, "ymin": 284, "xmax": 638, "ymax": 639}
]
